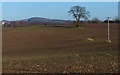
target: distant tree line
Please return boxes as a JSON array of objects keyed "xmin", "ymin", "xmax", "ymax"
[
  {"xmin": 2, "ymin": 19, "xmax": 119, "ymax": 28},
  {"xmin": 2, "ymin": 21, "xmax": 72, "ymax": 28}
]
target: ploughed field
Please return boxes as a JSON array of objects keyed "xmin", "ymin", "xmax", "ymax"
[{"xmin": 2, "ymin": 23, "xmax": 118, "ymax": 73}]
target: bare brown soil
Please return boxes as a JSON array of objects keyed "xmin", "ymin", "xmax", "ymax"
[{"xmin": 2, "ymin": 23, "xmax": 118, "ymax": 73}]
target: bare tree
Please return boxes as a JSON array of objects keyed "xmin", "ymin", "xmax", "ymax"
[
  {"xmin": 114, "ymin": 16, "xmax": 120, "ymax": 23},
  {"xmin": 114, "ymin": 16, "xmax": 119, "ymax": 20},
  {"xmin": 92, "ymin": 17, "xmax": 101, "ymax": 23},
  {"xmin": 68, "ymin": 6, "xmax": 90, "ymax": 27}
]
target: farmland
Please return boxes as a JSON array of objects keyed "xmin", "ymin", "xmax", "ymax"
[{"xmin": 2, "ymin": 23, "xmax": 118, "ymax": 73}]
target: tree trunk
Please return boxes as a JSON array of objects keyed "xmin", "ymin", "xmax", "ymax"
[{"xmin": 76, "ymin": 20, "xmax": 80, "ymax": 27}]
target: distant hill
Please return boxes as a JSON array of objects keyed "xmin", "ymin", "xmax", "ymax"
[
  {"xmin": 2, "ymin": 17, "xmax": 72, "ymax": 23},
  {"xmin": 27, "ymin": 17, "xmax": 72, "ymax": 23},
  {"xmin": 2, "ymin": 17, "xmax": 73, "ymax": 27}
]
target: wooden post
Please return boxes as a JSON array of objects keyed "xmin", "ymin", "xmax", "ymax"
[
  {"xmin": 108, "ymin": 18, "xmax": 110, "ymax": 40},
  {"xmin": 106, "ymin": 17, "xmax": 111, "ymax": 43}
]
